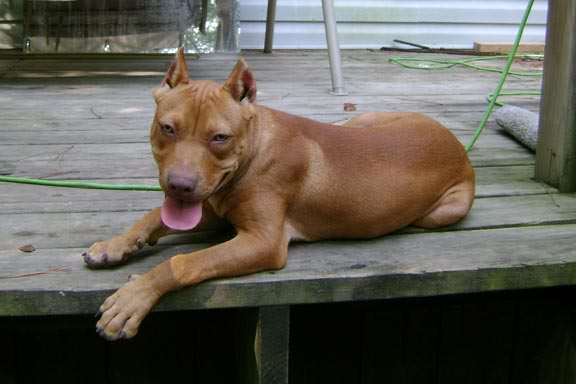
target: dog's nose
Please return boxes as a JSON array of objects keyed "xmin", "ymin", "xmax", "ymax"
[{"xmin": 167, "ymin": 173, "xmax": 197, "ymax": 196}]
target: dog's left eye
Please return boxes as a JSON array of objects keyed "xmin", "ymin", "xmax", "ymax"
[
  {"xmin": 211, "ymin": 134, "xmax": 231, "ymax": 143},
  {"xmin": 160, "ymin": 124, "xmax": 176, "ymax": 136}
]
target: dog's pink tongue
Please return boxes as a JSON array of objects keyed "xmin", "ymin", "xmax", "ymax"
[{"xmin": 161, "ymin": 197, "xmax": 203, "ymax": 231}]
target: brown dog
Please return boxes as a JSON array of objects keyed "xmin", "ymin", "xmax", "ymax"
[{"xmin": 84, "ymin": 49, "xmax": 475, "ymax": 340}]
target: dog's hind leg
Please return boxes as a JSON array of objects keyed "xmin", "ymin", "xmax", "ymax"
[{"xmin": 412, "ymin": 179, "xmax": 475, "ymax": 229}]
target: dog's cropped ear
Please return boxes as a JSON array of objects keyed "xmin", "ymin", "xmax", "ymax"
[
  {"xmin": 163, "ymin": 47, "xmax": 190, "ymax": 88},
  {"xmin": 223, "ymin": 58, "xmax": 256, "ymax": 103},
  {"xmin": 154, "ymin": 48, "xmax": 190, "ymax": 100}
]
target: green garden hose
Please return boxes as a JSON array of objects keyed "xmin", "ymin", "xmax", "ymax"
[
  {"xmin": 0, "ymin": 175, "xmax": 162, "ymax": 191},
  {"xmin": 389, "ymin": 54, "xmax": 542, "ymax": 78}
]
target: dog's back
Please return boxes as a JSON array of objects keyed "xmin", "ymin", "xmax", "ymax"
[{"xmin": 257, "ymin": 109, "xmax": 474, "ymax": 240}]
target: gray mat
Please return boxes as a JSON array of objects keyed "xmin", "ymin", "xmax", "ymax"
[{"xmin": 493, "ymin": 105, "xmax": 539, "ymax": 151}]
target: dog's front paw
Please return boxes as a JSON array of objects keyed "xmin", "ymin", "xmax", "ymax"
[
  {"xmin": 96, "ymin": 275, "xmax": 160, "ymax": 340},
  {"xmin": 82, "ymin": 236, "xmax": 144, "ymax": 268}
]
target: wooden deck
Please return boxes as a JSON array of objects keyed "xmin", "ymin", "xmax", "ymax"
[{"xmin": 1, "ymin": 50, "xmax": 575, "ymax": 383}]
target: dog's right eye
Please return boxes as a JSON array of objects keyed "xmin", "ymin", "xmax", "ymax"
[
  {"xmin": 160, "ymin": 124, "xmax": 175, "ymax": 137},
  {"xmin": 211, "ymin": 134, "xmax": 231, "ymax": 143}
]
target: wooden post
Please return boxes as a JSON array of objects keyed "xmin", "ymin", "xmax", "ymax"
[
  {"xmin": 255, "ymin": 305, "xmax": 291, "ymax": 384},
  {"xmin": 535, "ymin": 0, "xmax": 576, "ymax": 192}
]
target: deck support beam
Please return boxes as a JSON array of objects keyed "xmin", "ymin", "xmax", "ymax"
[
  {"xmin": 255, "ymin": 305, "xmax": 291, "ymax": 384},
  {"xmin": 535, "ymin": 0, "xmax": 576, "ymax": 192}
]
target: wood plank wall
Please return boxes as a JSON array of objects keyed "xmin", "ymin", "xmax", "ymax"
[
  {"xmin": 1, "ymin": 287, "xmax": 576, "ymax": 384},
  {"xmin": 290, "ymin": 287, "xmax": 576, "ymax": 384}
]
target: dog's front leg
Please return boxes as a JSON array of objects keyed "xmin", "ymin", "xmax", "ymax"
[
  {"xmin": 83, "ymin": 204, "xmax": 227, "ymax": 268},
  {"xmin": 82, "ymin": 208, "xmax": 167, "ymax": 268},
  {"xmin": 96, "ymin": 228, "xmax": 289, "ymax": 340}
]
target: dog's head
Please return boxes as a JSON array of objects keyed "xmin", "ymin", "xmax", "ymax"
[{"xmin": 150, "ymin": 48, "xmax": 257, "ymax": 230}]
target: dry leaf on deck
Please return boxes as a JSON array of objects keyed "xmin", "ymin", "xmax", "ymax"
[
  {"xmin": 343, "ymin": 103, "xmax": 357, "ymax": 112},
  {"xmin": 18, "ymin": 244, "xmax": 36, "ymax": 253}
]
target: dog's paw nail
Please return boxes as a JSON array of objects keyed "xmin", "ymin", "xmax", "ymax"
[
  {"xmin": 81, "ymin": 252, "xmax": 87, "ymax": 257},
  {"xmin": 101, "ymin": 253, "xmax": 108, "ymax": 263},
  {"xmin": 118, "ymin": 331, "xmax": 127, "ymax": 339},
  {"xmin": 128, "ymin": 273, "xmax": 141, "ymax": 282},
  {"xmin": 95, "ymin": 310, "xmax": 102, "ymax": 318},
  {"xmin": 98, "ymin": 330, "xmax": 113, "ymax": 341},
  {"xmin": 136, "ymin": 239, "xmax": 145, "ymax": 249},
  {"xmin": 101, "ymin": 332, "xmax": 120, "ymax": 342}
]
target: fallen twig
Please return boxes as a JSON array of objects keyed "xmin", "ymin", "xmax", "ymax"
[{"xmin": 0, "ymin": 266, "xmax": 70, "ymax": 279}]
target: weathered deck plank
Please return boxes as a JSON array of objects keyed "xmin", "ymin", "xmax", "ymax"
[
  {"xmin": 0, "ymin": 166, "xmax": 556, "ymax": 220},
  {"xmin": 0, "ymin": 95, "xmax": 540, "ymax": 122},
  {"xmin": 1, "ymin": 193, "xmax": 574, "ymax": 251},
  {"xmin": 0, "ymin": 132, "xmax": 518, "ymax": 158},
  {"xmin": 0, "ymin": 174, "xmax": 556, "ymax": 214},
  {"xmin": 0, "ymin": 154, "xmax": 536, "ymax": 179},
  {"xmin": 0, "ymin": 118, "xmax": 506, "ymax": 143},
  {"xmin": 1, "ymin": 224, "xmax": 575, "ymax": 316}
]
